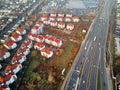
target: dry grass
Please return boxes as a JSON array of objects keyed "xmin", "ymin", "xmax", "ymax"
[{"xmin": 48, "ymin": 40, "xmax": 75, "ymax": 72}]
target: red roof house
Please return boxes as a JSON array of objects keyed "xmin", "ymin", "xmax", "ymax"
[
  {"xmin": 43, "ymin": 19, "xmax": 50, "ymax": 25},
  {"xmin": 10, "ymin": 32, "xmax": 22, "ymax": 42},
  {"xmin": 57, "ymin": 16, "xmax": 63, "ymax": 22},
  {"xmin": 16, "ymin": 27, "xmax": 26, "ymax": 35},
  {"xmin": 5, "ymin": 63, "xmax": 22, "ymax": 75},
  {"xmin": 11, "ymin": 54, "xmax": 26, "ymax": 64},
  {"xmin": 66, "ymin": 13, "xmax": 72, "ymax": 18},
  {"xmin": 31, "ymin": 23, "xmax": 44, "ymax": 34},
  {"xmin": 50, "ymin": 12, "xmax": 56, "ymax": 17},
  {"xmin": 72, "ymin": 16, "xmax": 80, "ymax": 22},
  {"xmin": 54, "ymin": 39, "xmax": 63, "ymax": 47},
  {"xmin": 58, "ymin": 12, "xmax": 64, "ymax": 17},
  {"xmin": 17, "ymin": 47, "xmax": 30, "ymax": 56},
  {"xmin": 40, "ymin": 48, "xmax": 53, "ymax": 58},
  {"xmin": 0, "ymin": 73, "xmax": 17, "ymax": 86},
  {"xmin": 0, "ymin": 25, "xmax": 3, "ymax": 29},
  {"xmin": 20, "ymin": 39, "xmax": 33, "ymax": 49},
  {"xmin": 0, "ymin": 85, "xmax": 10, "ymax": 90},
  {"xmin": 36, "ymin": 21, "xmax": 43, "ymax": 26},
  {"xmin": 50, "ymin": 20, "xmax": 57, "ymax": 27},
  {"xmin": 34, "ymin": 42, "xmax": 45, "ymax": 50},
  {"xmin": 44, "ymin": 35, "xmax": 63, "ymax": 47},
  {"xmin": 31, "ymin": 25, "xmax": 39, "ymax": 34},
  {"xmin": 57, "ymin": 22, "xmax": 65, "ymax": 29},
  {"xmin": 28, "ymin": 32, "xmax": 36, "ymax": 41},
  {"xmin": 66, "ymin": 23, "xmax": 75, "ymax": 30},
  {"xmin": 49, "ymin": 16, "xmax": 55, "ymax": 21},
  {"xmin": 0, "ymin": 48, "xmax": 10, "ymax": 60},
  {"xmin": 36, "ymin": 35, "xmax": 44, "ymax": 42},
  {"xmin": 40, "ymin": 15, "xmax": 48, "ymax": 21},
  {"xmin": 64, "ymin": 17, "xmax": 71, "ymax": 22},
  {"xmin": 4, "ymin": 39, "xmax": 17, "ymax": 50},
  {"xmin": 0, "ymin": 25, "xmax": 5, "ymax": 31},
  {"xmin": 44, "ymin": 35, "xmax": 51, "ymax": 44}
]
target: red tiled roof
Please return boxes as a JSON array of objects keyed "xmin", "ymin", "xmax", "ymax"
[
  {"xmin": 5, "ymin": 63, "xmax": 19, "ymax": 72},
  {"xmin": 28, "ymin": 32, "xmax": 32, "ymax": 36},
  {"xmin": 0, "ymin": 51, "xmax": 5, "ymax": 57},
  {"xmin": 66, "ymin": 13, "xmax": 72, "ymax": 16},
  {"xmin": 35, "ymin": 42, "xmax": 44, "ymax": 48},
  {"xmin": 44, "ymin": 35, "xmax": 49, "ymax": 39},
  {"xmin": 55, "ymin": 39, "xmax": 61, "ymax": 44},
  {"xmin": 32, "ymin": 34, "xmax": 37, "ymax": 38},
  {"xmin": 58, "ymin": 22, "xmax": 65, "ymax": 25},
  {"xmin": 0, "ymin": 73, "xmax": 14, "ymax": 83},
  {"xmin": 41, "ymin": 48, "xmax": 51, "ymax": 54},
  {"xmin": 28, "ymin": 32, "xmax": 36, "ymax": 37},
  {"xmin": 37, "ymin": 35, "xmax": 44, "ymax": 39},
  {"xmin": 32, "ymin": 25, "xmax": 39, "ymax": 30},
  {"xmin": 48, "ymin": 37, "xmax": 55, "ymax": 41},
  {"xmin": 0, "ymin": 46, "xmax": 7, "ymax": 56},
  {"xmin": 50, "ymin": 20, "xmax": 57, "ymax": 23},
  {"xmin": 4, "ymin": 39, "xmax": 15, "ymax": 46},
  {"xmin": 36, "ymin": 21, "xmax": 43, "ymax": 25},
  {"xmin": 67, "ymin": 23, "xmax": 74, "ymax": 27},
  {"xmin": 17, "ymin": 48, "xmax": 28, "ymax": 54},
  {"xmin": 49, "ymin": 16, "xmax": 55, "ymax": 18},
  {"xmin": 16, "ymin": 28, "xmax": 24, "ymax": 32},
  {"xmin": 73, "ymin": 16, "xmax": 79, "ymax": 19},
  {"xmin": 0, "ymin": 25, "xmax": 3, "ymax": 29},
  {"xmin": 57, "ymin": 16, "xmax": 63, "ymax": 18},
  {"xmin": 0, "ymin": 85, "xmax": 9, "ymax": 90},
  {"xmin": 11, "ymin": 32, "xmax": 20, "ymax": 38},
  {"xmin": 0, "ymin": 46, "xmax": 7, "ymax": 51},
  {"xmin": 0, "ymin": 76, "xmax": 3, "ymax": 82},
  {"xmin": 65, "ymin": 17, "xmax": 71, "ymax": 19},
  {"xmin": 11, "ymin": 54, "xmax": 24, "ymax": 62},
  {"xmin": 41, "ymin": 15, "xmax": 47, "ymax": 19},
  {"xmin": 21, "ymin": 41, "xmax": 30, "ymax": 47}
]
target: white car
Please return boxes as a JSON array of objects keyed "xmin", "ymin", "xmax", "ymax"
[{"xmin": 83, "ymin": 80, "xmax": 85, "ymax": 84}]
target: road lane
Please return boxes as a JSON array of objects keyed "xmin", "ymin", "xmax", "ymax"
[
  {"xmin": 88, "ymin": 44, "xmax": 101, "ymax": 90},
  {"xmin": 63, "ymin": 0, "xmax": 114, "ymax": 90},
  {"xmin": 78, "ymin": 39, "xmax": 98, "ymax": 90}
]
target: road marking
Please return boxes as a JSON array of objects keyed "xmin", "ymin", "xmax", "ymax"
[{"xmin": 93, "ymin": 36, "xmax": 96, "ymax": 41}]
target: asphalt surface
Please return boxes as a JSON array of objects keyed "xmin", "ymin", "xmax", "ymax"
[{"xmin": 64, "ymin": 0, "xmax": 114, "ymax": 90}]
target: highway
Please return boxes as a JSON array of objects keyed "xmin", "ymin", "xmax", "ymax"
[{"xmin": 63, "ymin": 0, "xmax": 114, "ymax": 90}]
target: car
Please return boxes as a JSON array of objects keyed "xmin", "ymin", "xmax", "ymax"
[
  {"xmin": 8, "ymin": 30, "xmax": 13, "ymax": 33},
  {"xmin": 93, "ymin": 65, "xmax": 96, "ymax": 67},
  {"xmin": 83, "ymin": 80, "xmax": 85, "ymax": 84},
  {"xmin": 84, "ymin": 46, "xmax": 87, "ymax": 50},
  {"xmin": 118, "ymin": 85, "xmax": 120, "ymax": 90},
  {"xmin": 99, "ymin": 42, "xmax": 101, "ymax": 46},
  {"xmin": 4, "ymin": 34, "xmax": 9, "ymax": 38},
  {"xmin": 103, "ymin": 82, "xmax": 106, "ymax": 86},
  {"xmin": 93, "ymin": 36, "xmax": 96, "ymax": 41}
]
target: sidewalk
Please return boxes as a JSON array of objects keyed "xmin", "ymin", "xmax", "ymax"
[{"xmin": 106, "ymin": 66, "xmax": 113, "ymax": 90}]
